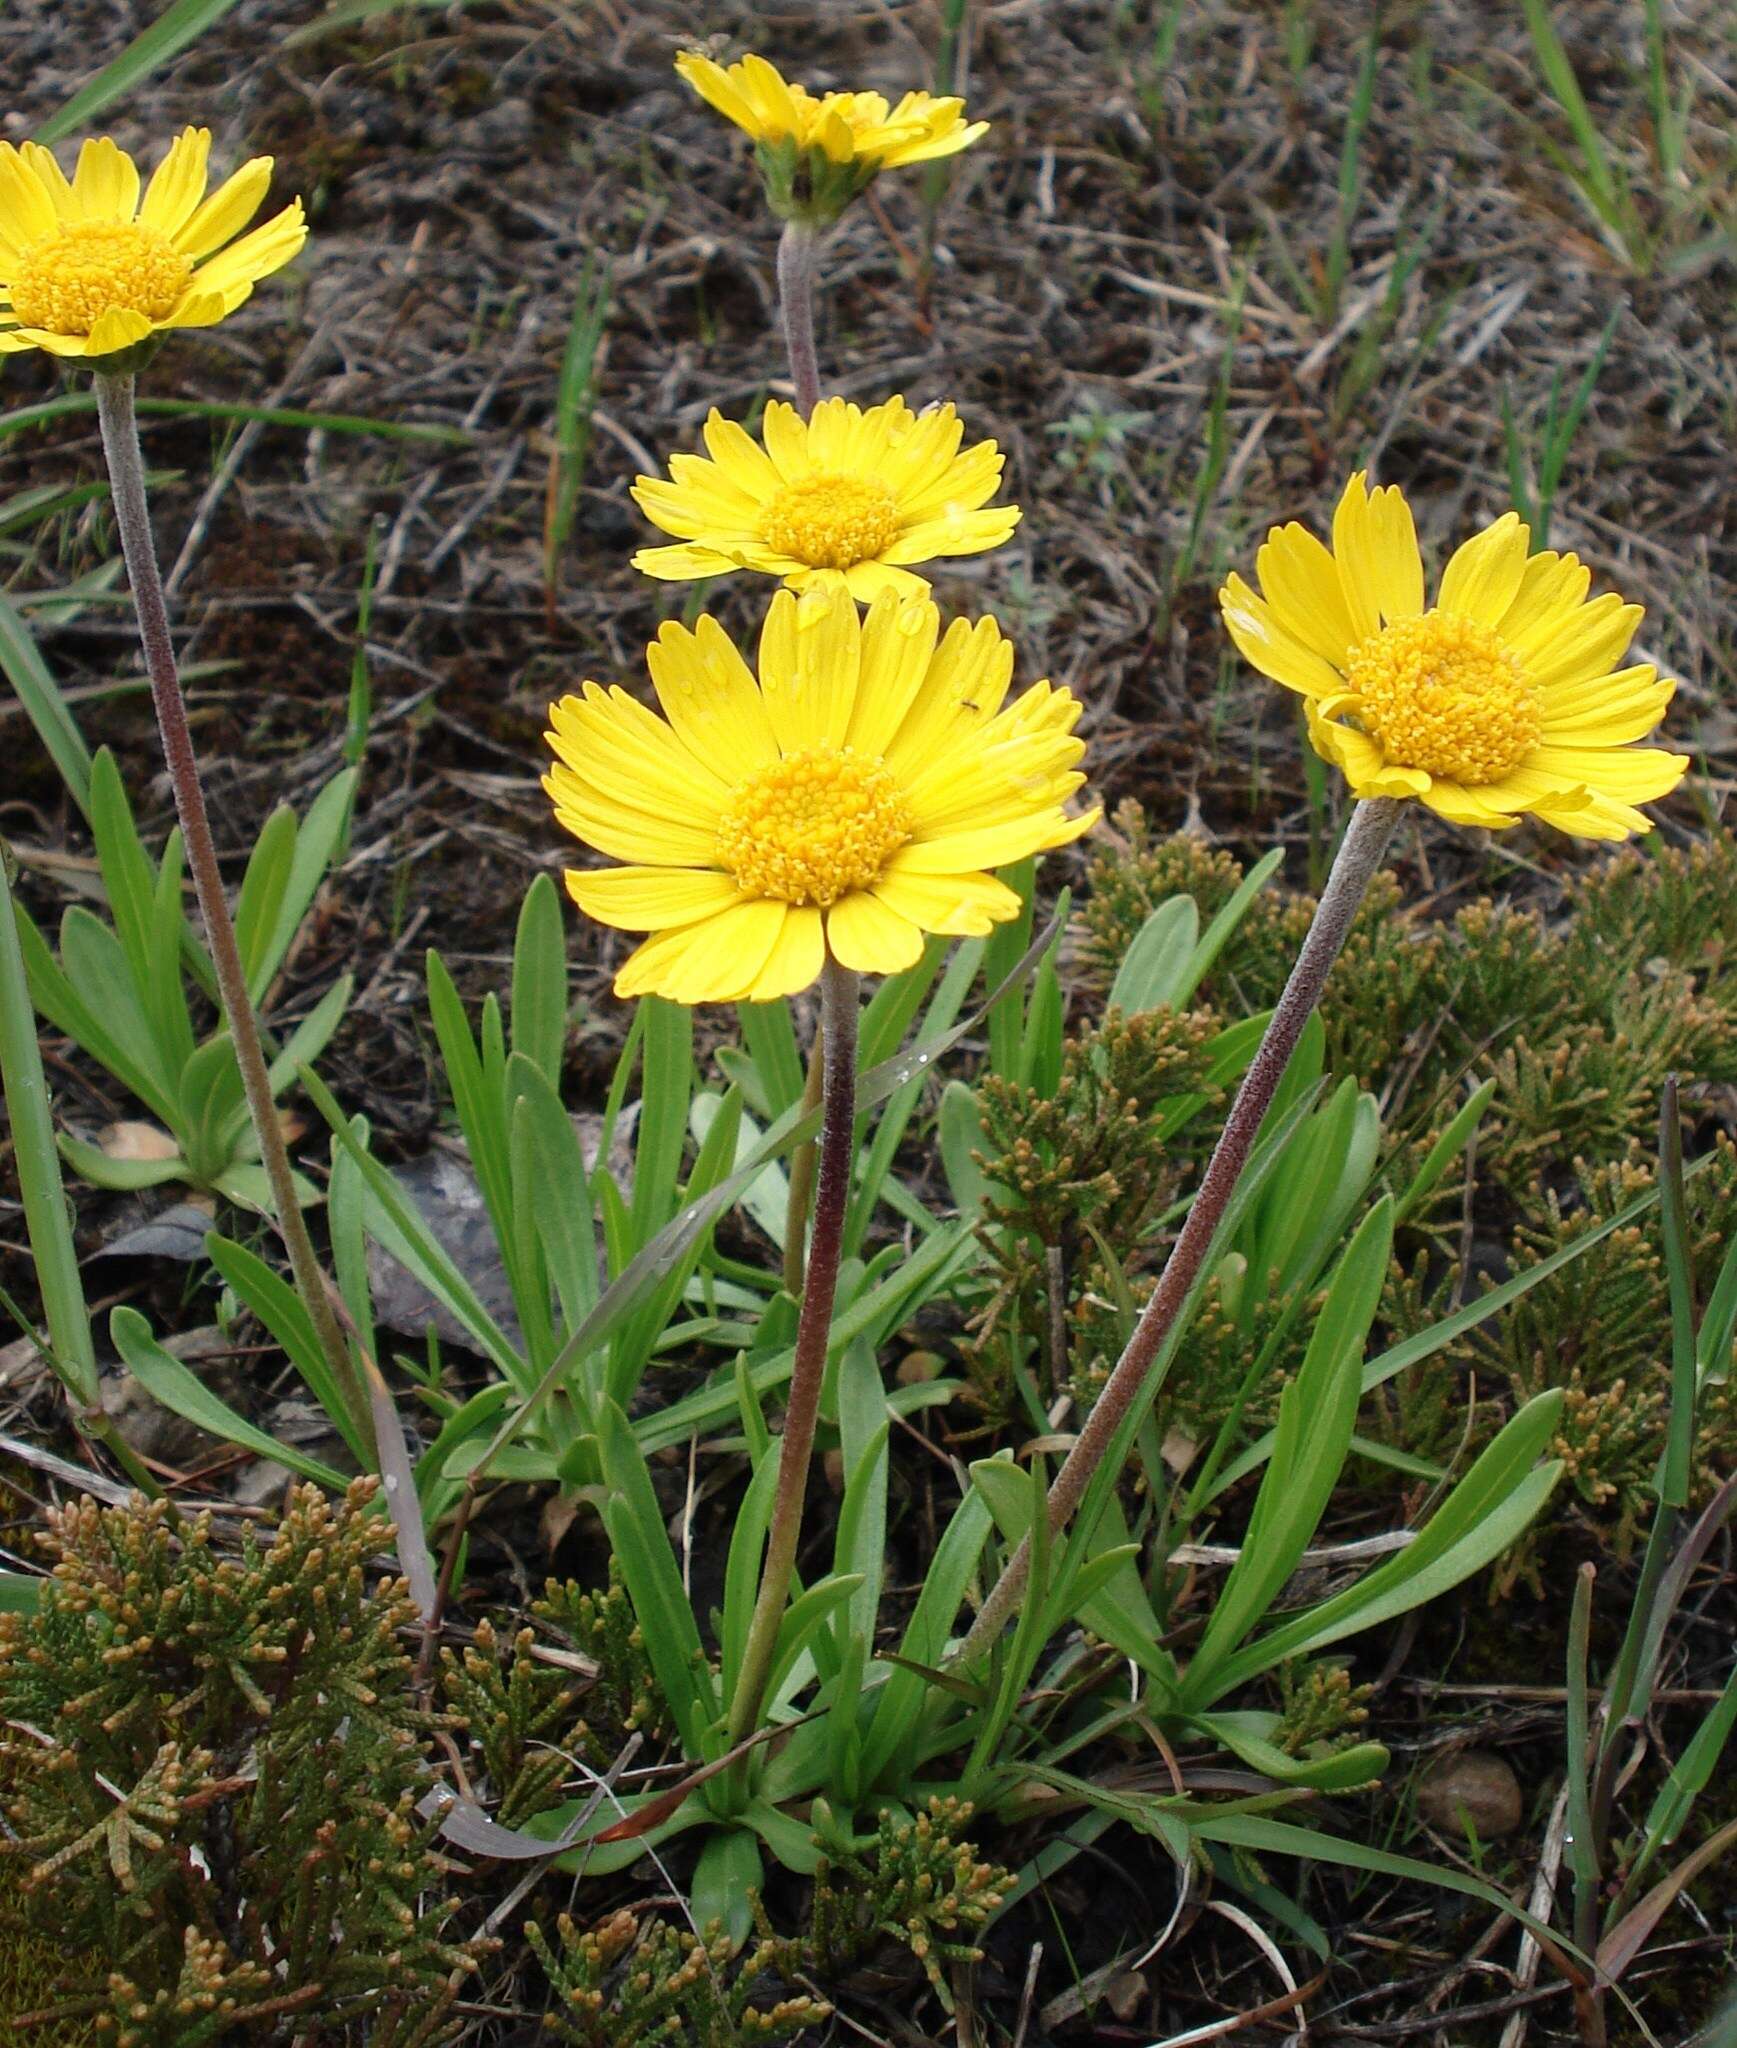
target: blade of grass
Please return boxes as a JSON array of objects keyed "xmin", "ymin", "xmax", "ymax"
[
  {"xmin": 285, "ymin": 0, "xmax": 485, "ymax": 46},
  {"xmin": 36, "ymin": 0, "xmax": 246, "ymax": 143},
  {"xmin": 1515, "ymin": 0, "xmax": 1632, "ymax": 244},
  {"xmin": 543, "ymin": 258, "xmax": 610, "ymax": 623},
  {"xmin": 346, "ymin": 520, "xmax": 380, "ymax": 770},
  {"xmin": 0, "ymin": 394, "xmax": 470, "ymax": 447},
  {"xmin": 1324, "ymin": 21, "xmax": 1381, "ymax": 318},
  {"xmin": 0, "ymin": 591, "xmax": 93, "ymax": 818}
]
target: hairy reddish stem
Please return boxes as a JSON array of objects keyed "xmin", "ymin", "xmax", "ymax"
[
  {"xmin": 776, "ymin": 220, "xmax": 823, "ymax": 417},
  {"xmin": 727, "ymin": 956, "xmax": 859, "ymax": 1743},
  {"xmin": 94, "ymin": 371, "xmax": 367, "ymax": 1450},
  {"xmin": 957, "ymin": 797, "xmax": 1403, "ymax": 1665}
]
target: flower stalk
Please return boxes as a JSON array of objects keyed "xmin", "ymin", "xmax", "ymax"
[
  {"xmin": 93, "ymin": 370, "xmax": 367, "ymax": 1450},
  {"xmin": 775, "ymin": 219, "xmax": 823, "ymax": 418},
  {"xmin": 956, "ymin": 796, "xmax": 1403, "ymax": 1666},
  {"xmin": 727, "ymin": 955, "xmax": 859, "ymax": 1743},
  {"xmin": 782, "ymin": 1015, "xmax": 825, "ymax": 1297},
  {"xmin": 772, "ymin": 212, "xmax": 825, "ymax": 1276}
]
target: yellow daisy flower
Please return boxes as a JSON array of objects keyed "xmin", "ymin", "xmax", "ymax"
[
  {"xmin": 1220, "ymin": 472, "xmax": 1689, "ymax": 841},
  {"xmin": 544, "ymin": 586, "xmax": 1097, "ymax": 1004},
  {"xmin": 632, "ymin": 395, "xmax": 1020, "ymax": 603},
  {"xmin": 677, "ymin": 51, "xmax": 985, "ymax": 219},
  {"xmin": 0, "ymin": 130, "xmax": 305, "ymax": 359}
]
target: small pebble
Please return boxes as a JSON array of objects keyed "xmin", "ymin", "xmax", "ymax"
[{"xmin": 1416, "ymin": 1748, "xmax": 1524, "ymax": 1839}]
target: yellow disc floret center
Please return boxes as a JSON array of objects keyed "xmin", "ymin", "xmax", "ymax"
[
  {"xmin": 11, "ymin": 221, "xmax": 192, "ymax": 336},
  {"xmin": 717, "ymin": 745, "xmax": 912, "ymax": 906},
  {"xmin": 762, "ymin": 472, "xmax": 901, "ymax": 571},
  {"xmin": 1346, "ymin": 608, "xmax": 1542, "ymax": 786}
]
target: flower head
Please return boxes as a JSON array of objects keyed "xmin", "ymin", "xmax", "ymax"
[
  {"xmin": 545, "ymin": 586, "xmax": 1097, "ymax": 1003},
  {"xmin": 676, "ymin": 51, "xmax": 986, "ymax": 222},
  {"xmin": 1220, "ymin": 473, "xmax": 1688, "ymax": 841},
  {"xmin": 0, "ymin": 130, "xmax": 305, "ymax": 360},
  {"xmin": 633, "ymin": 395, "xmax": 1020, "ymax": 603}
]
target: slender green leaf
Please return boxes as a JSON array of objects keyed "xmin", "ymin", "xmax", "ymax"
[
  {"xmin": 1176, "ymin": 846, "xmax": 1285, "ymax": 1005},
  {"xmin": 597, "ymin": 1398, "xmax": 716, "ymax": 1755},
  {"xmin": 1211, "ymin": 1408, "xmax": 1564, "ymax": 1692},
  {"xmin": 691, "ymin": 1827, "xmax": 759, "ymax": 1951},
  {"xmin": 0, "ymin": 862, "xmax": 98, "ymax": 1402},
  {"xmin": 861, "ymin": 1482, "xmax": 995, "ymax": 1789},
  {"xmin": 1109, "ymin": 897, "xmax": 1199, "ymax": 1015},
  {"xmin": 109, "ymin": 1305, "xmax": 347, "ymax": 1489},
  {"xmin": 1184, "ymin": 1199, "xmax": 1393, "ymax": 1700},
  {"xmin": 206, "ymin": 1234, "xmax": 371, "ymax": 1463},
  {"xmin": 631, "ymin": 998, "xmax": 693, "ymax": 1243},
  {"xmin": 510, "ymin": 873, "xmax": 568, "ymax": 1086},
  {"xmin": 232, "ymin": 807, "xmax": 298, "ymax": 1002},
  {"xmin": 1210, "ymin": 1171, "xmax": 1686, "ymax": 1501}
]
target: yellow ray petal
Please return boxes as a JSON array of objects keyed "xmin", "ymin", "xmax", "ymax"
[
  {"xmin": 701, "ymin": 410, "xmax": 782, "ymax": 497},
  {"xmin": 1437, "ymin": 511, "xmax": 1530, "ymax": 627},
  {"xmin": 631, "ymin": 541, "xmax": 750, "ymax": 581},
  {"xmin": 842, "ymin": 559, "xmax": 930, "ymax": 603},
  {"xmin": 1256, "ymin": 521, "xmax": 1360, "ymax": 667},
  {"xmin": 895, "ymin": 440, "xmax": 1004, "ymax": 523},
  {"xmin": 739, "ymin": 55, "xmax": 805, "ymax": 140},
  {"xmin": 1327, "ymin": 475, "xmax": 1380, "ymax": 642},
  {"xmin": 899, "ymin": 812, "xmax": 1090, "ymax": 873},
  {"xmin": 847, "ymin": 592, "xmax": 941, "ymax": 758},
  {"xmin": 760, "ymin": 401, "xmax": 812, "ymax": 483},
  {"xmin": 1541, "ymin": 665, "xmax": 1673, "ymax": 744},
  {"xmin": 70, "ymin": 137, "xmax": 140, "ymax": 223},
  {"xmin": 623, "ymin": 897, "xmax": 789, "ymax": 1004},
  {"xmin": 187, "ymin": 199, "xmax": 305, "ymax": 295},
  {"xmin": 1332, "ymin": 470, "xmax": 1423, "ymax": 633},
  {"xmin": 548, "ymin": 683, "xmax": 731, "ymax": 811},
  {"xmin": 646, "ymin": 619, "xmax": 781, "ymax": 786},
  {"xmin": 1497, "ymin": 550, "xmax": 1592, "ymax": 649},
  {"xmin": 83, "ymin": 306, "xmax": 156, "ymax": 356},
  {"xmin": 756, "ymin": 585, "xmax": 859, "ymax": 753},
  {"xmin": 6, "ymin": 324, "xmax": 96, "ymax": 356},
  {"xmin": 824, "ymin": 891, "xmax": 925, "ymax": 975},
  {"xmin": 1526, "ymin": 743, "xmax": 1689, "ymax": 804},
  {"xmin": 881, "ymin": 504, "xmax": 1021, "ymax": 566},
  {"xmin": 1304, "ymin": 714, "xmax": 1430, "ymax": 797},
  {"xmin": 804, "ymin": 396, "xmax": 861, "ymax": 469},
  {"xmin": 666, "ymin": 450, "xmax": 762, "ymax": 517},
  {"xmin": 745, "ymin": 904, "xmax": 826, "ymax": 1000},
  {"xmin": 1525, "ymin": 593, "xmax": 1643, "ymax": 691},
  {"xmin": 870, "ymin": 865, "xmax": 1017, "ymax": 935},
  {"xmin": 160, "ymin": 287, "xmax": 244, "ymax": 330},
  {"xmin": 883, "ymin": 406, "xmax": 964, "ymax": 494},
  {"xmin": 0, "ymin": 144, "xmax": 61, "ymax": 254},
  {"xmin": 882, "ymin": 616, "xmax": 1012, "ymax": 780},
  {"xmin": 632, "ymin": 475, "xmax": 745, "ymax": 542},
  {"xmin": 1219, "ymin": 573, "xmax": 1345, "ymax": 697},
  {"xmin": 140, "ymin": 128, "xmax": 211, "ymax": 236},
  {"xmin": 675, "ymin": 51, "xmax": 765, "ymax": 136},
  {"xmin": 174, "ymin": 157, "xmax": 272, "ymax": 259},
  {"xmin": 563, "ymin": 864, "xmax": 740, "ymax": 932},
  {"xmin": 546, "ymin": 784, "xmax": 720, "ymax": 868},
  {"xmin": 1416, "ymin": 779, "xmax": 1523, "ymax": 830}
]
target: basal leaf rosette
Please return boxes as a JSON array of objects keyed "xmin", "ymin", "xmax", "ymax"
[
  {"xmin": 632, "ymin": 394, "xmax": 1019, "ymax": 603},
  {"xmin": 0, "ymin": 130, "xmax": 305, "ymax": 360},
  {"xmin": 677, "ymin": 50, "xmax": 986, "ymax": 223},
  {"xmin": 1220, "ymin": 472, "xmax": 1688, "ymax": 840},
  {"xmin": 544, "ymin": 587, "xmax": 1097, "ymax": 1004}
]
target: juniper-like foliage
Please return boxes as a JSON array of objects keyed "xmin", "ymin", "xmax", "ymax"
[{"xmin": 0, "ymin": 1479, "xmax": 481, "ymax": 2045}]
